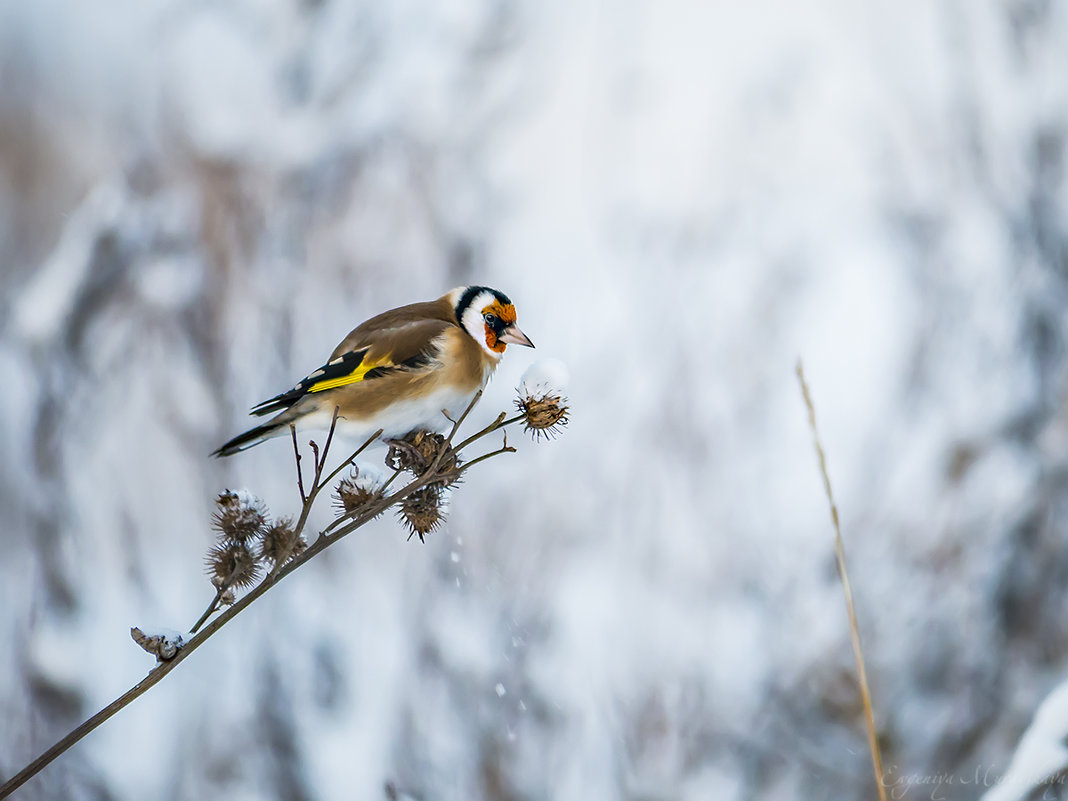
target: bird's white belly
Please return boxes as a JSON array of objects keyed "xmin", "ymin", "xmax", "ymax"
[{"xmin": 300, "ymin": 385, "xmax": 481, "ymax": 442}]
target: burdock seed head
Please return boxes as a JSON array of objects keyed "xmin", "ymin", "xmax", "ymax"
[
  {"xmin": 399, "ymin": 484, "xmax": 448, "ymax": 543},
  {"xmin": 515, "ymin": 393, "xmax": 569, "ymax": 439},
  {"xmin": 206, "ymin": 541, "xmax": 262, "ymax": 590},
  {"xmin": 259, "ymin": 516, "xmax": 306, "ymax": 568},
  {"xmin": 516, "ymin": 359, "xmax": 570, "ymax": 441},
  {"xmin": 212, "ymin": 489, "xmax": 268, "ymax": 544},
  {"xmin": 386, "ymin": 430, "xmax": 459, "ymax": 475},
  {"xmin": 335, "ymin": 464, "xmax": 385, "ymax": 516}
]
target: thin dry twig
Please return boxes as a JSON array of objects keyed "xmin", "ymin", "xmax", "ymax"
[
  {"xmin": 189, "ymin": 587, "xmax": 225, "ymax": 636},
  {"xmin": 291, "ymin": 424, "xmax": 306, "ymax": 504},
  {"xmin": 453, "ymin": 411, "xmax": 517, "ymax": 454},
  {"xmin": 459, "ymin": 433, "xmax": 516, "ymax": 472},
  {"xmin": 440, "ymin": 391, "xmax": 483, "ymax": 455},
  {"xmin": 796, "ymin": 361, "xmax": 887, "ymax": 801},
  {"xmin": 319, "ymin": 425, "xmax": 382, "ymax": 493}
]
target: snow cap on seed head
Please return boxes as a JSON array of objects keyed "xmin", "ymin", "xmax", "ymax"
[
  {"xmin": 516, "ymin": 358, "xmax": 570, "ymax": 440},
  {"xmin": 519, "ymin": 358, "xmax": 569, "ymax": 399}
]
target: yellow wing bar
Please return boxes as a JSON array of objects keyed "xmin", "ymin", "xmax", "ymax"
[{"xmin": 306, "ymin": 353, "xmax": 393, "ymax": 393}]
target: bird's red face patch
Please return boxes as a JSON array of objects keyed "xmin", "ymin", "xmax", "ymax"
[{"xmin": 481, "ymin": 302, "xmax": 516, "ymax": 353}]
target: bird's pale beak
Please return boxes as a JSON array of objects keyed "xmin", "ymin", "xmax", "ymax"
[{"xmin": 499, "ymin": 324, "xmax": 535, "ymax": 348}]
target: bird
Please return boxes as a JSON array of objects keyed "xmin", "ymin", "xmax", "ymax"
[{"xmin": 213, "ymin": 286, "xmax": 534, "ymax": 457}]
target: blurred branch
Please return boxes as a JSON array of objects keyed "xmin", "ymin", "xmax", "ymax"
[{"xmin": 796, "ymin": 361, "xmax": 887, "ymax": 801}]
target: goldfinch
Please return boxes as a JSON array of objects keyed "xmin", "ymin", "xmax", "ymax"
[{"xmin": 213, "ymin": 286, "xmax": 534, "ymax": 457}]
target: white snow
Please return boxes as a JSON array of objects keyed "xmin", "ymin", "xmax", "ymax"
[
  {"xmin": 519, "ymin": 358, "xmax": 570, "ymax": 399},
  {"xmin": 165, "ymin": 11, "xmax": 280, "ymax": 161},
  {"xmin": 351, "ymin": 463, "xmax": 386, "ymax": 492},
  {"xmin": 132, "ymin": 627, "xmax": 187, "ymax": 647},
  {"xmin": 27, "ymin": 622, "xmax": 87, "ymax": 689},
  {"xmin": 981, "ymin": 679, "xmax": 1068, "ymax": 801},
  {"xmin": 130, "ymin": 626, "xmax": 187, "ymax": 660},
  {"xmin": 12, "ymin": 183, "xmax": 126, "ymax": 343},
  {"xmin": 230, "ymin": 488, "xmax": 263, "ymax": 511}
]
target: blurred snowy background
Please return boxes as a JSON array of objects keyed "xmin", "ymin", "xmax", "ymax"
[{"xmin": 2, "ymin": 1, "xmax": 1068, "ymax": 799}]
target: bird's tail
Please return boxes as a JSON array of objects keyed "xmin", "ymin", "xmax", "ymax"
[{"xmin": 212, "ymin": 421, "xmax": 287, "ymax": 458}]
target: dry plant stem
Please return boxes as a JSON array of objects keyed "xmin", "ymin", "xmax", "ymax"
[
  {"xmin": 438, "ymin": 391, "xmax": 482, "ymax": 455},
  {"xmin": 379, "ymin": 467, "xmax": 403, "ymax": 494},
  {"xmin": 188, "ymin": 411, "xmax": 353, "ymax": 631},
  {"xmin": 796, "ymin": 362, "xmax": 887, "ymax": 801},
  {"xmin": 0, "ymin": 394, "xmax": 522, "ymax": 800},
  {"xmin": 319, "ymin": 425, "xmax": 381, "ymax": 491},
  {"xmin": 453, "ymin": 412, "xmax": 523, "ymax": 453},
  {"xmin": 189, "ymin": 586, "xmax": 227, "ymax": 635},
  {"xmin": 268, "ymin": 408, "xmax": 347, "ymax": 577},
  {"xmin": 291, "ymin": 424, "xmax": 307, "ymax": 503},
  {"xmin": 461, "ymin": 433, "xmax": 515, "ymax": 472}
]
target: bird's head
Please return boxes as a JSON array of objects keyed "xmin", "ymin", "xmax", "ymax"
[{"xmin": 451, "ymin": 286, "xmax": 534, "ymax": 357}]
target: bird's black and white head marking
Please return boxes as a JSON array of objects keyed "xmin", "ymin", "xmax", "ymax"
[{"xmin": 453, "ymin": 286, "xmax": 518, "ymax": 356}]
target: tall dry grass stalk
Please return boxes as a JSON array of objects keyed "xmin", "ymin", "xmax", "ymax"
[{"xmin": 796, "ymin": 361, "xmax": 887, "ymax": 801}]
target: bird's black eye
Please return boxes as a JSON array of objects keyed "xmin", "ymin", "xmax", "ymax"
[{"xmin": 483, "ymin": 313, "xmax": 498, "ymax": 328}]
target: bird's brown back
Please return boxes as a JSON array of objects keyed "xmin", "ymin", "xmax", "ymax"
[{"xmin": 330, "ymin": 296, "xmax": 457, "ymax": 360}]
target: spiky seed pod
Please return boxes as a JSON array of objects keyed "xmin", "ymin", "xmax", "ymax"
[
  {"xmin": 386, "ymin": 431, "xmax": 459, "ymax": 475},
  {"xmin": 335, "ymin": 471, "xmax": 383, "ymax": 517},
  {"xmin": 515, "ymin": 392, "xmax": 570, "ymax": 440},
  {"xmin": 259, "ymin": 517, "xmax": 306, "ymax": 567},
  {"xmin": 205, "ymin": 541, "xmax": 261, "ymax": 590},
  {"xmin": 516, "ymin": 359, "xmax": 570, "ymax": 440},
  {"xmin": 212, "ymin": 490, "xmax": 268, "ymax": 544},
  {"xmin": 399, "ymin": 484, "xmax": 447, "ymax": 543}
]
